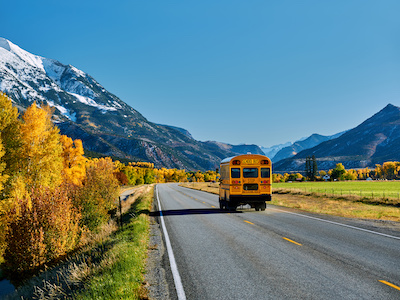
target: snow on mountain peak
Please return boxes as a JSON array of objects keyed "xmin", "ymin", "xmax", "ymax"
[
  {"xmin": 0, "ymin": 38, "xmax": 11, "ymax": 51},
  {"xmin": 0, "ymin": 37, "xmax": 45, "ymax": 72}
]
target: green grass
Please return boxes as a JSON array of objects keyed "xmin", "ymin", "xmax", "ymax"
[
  {"xmin": 73, "ymin": 187, "xmax": 153, "ymax": 300},
  {"xmin": 274, "ymin": 181, "xmax": 400, "ymax": 200}
]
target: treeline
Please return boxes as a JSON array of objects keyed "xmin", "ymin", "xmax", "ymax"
[
  {"xmin": 113, "ymin": 162, "xmax": 218, "ymax": 185},
  {"xmin": 273, "ymin": 162, "xmax": 400, "ymax": 183},
  {"xmin": 0, "ymin": 93, "xmax": 120, "ymax": 276}
]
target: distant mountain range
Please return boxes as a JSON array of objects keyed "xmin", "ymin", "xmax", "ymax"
[
  {"xmin": 273, "ymin": 104, "xmax": 400, "ymax": 172},
  {"xmin": 1, "ymin": 37, "xmax": 399, "ymax": 172},
  {"xmin": 0, "ymin": 37, "xmax": 262, "ymax": 170},
  {"xmin": 263, "ymin": 132, "xmax": 345, "ymax": 163}
]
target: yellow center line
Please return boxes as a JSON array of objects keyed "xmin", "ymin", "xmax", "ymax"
[
  {"xmin": 211, "ymin": 205, "xmax": 216, "ymax": 208},
  {"xmin": 379, "ymin": 280, "xmax": 400, "ymax": 291},
  {"xmin": 244, "ymin": 220, "xmax": 255, "ymax": 225},
  {"xmin": 202, "ymin": 202, "xmax": 206, "ymax": 204},
  {"xmin": 283, "ymin": 237, "xmax": 302, "ymax": 246}
]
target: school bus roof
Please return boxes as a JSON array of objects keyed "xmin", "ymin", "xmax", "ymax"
[{"xmin": 220, "ymin": 154, "xmax": 271, "ymax": 165}]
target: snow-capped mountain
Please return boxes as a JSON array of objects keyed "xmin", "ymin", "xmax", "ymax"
[
  {"xmin": 261, "ymin": 142, "xmax": 292, "ymax": 160},
  {"xmin": 0, "ymin": 37, "xmax": 247, "ymax": 170},
  {"xmin": 0, "ymin": 37, "xmax": 146, "ymax": 131}
]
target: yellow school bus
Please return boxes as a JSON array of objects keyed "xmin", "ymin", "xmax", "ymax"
[{"xmin": 219, "ymin": 154, "xmax": 272, "ymax": 211}]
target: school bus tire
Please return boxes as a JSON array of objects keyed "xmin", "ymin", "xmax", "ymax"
[
  {"xmin": 219, "ymin": 200, "xmax": 224, "ymax": 210},
  {"xmin": 226, "ymin": 202, "xmax": 237, "ymax": 211}
]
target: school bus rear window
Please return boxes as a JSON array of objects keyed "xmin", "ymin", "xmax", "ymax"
[
  {"xmin": 261, "ymin": 168, "xmax": 270, "ymax": 178},
  {"xmin": 243, "ymin": 168, "xmax": 258, "ymax": 178}
]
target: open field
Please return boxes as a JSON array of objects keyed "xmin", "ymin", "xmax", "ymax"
[
  {"xmin": 274, "ymin": 181, "xmax": 400, "ymax": 200},
  {"xmin": 179, "ymin": 182, "xmax": 400, "ymax": 222}
]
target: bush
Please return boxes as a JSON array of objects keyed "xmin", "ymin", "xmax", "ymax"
[
  {"xmin": 4, "ymin": 186, "xmax": 81, "ymax": 274},
  {"xmin": 114, "ymin": 171, "xmax": 129, "ymax": 185},
  {"xmin": 74, "ymin": 158, "xmax": 120, "ymax": 232}
]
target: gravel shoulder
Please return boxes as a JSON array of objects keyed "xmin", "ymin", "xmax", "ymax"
[{"xmin": 145, "ymin": 201, "xmax": 171, "ymax": 300}]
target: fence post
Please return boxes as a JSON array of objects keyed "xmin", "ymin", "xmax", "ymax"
[{"xmin": 119, "ymin": 196, "xmax": 123, "ymax": 228}]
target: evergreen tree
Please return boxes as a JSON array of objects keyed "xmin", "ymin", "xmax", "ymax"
[{"xmin": 312, "ymin": 155, "xmax": 318, "ymax": 180}]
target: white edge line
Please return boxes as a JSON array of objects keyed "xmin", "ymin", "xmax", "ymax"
[
  {"xmin": 156, "ymin": 185, "xmax": 187, "ymax": 300},
  {"xmin": 269, "ymin": 207, "xmax": 400, "ymax": 241}
]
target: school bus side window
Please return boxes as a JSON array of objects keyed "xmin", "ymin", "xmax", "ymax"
[
  {"xmin": 261, "ymin": 168, "xmax": 270, "ymax": 178},
  {"xmin": 231, "ymin": 168, "xmax": 240, "ymax": 178}
]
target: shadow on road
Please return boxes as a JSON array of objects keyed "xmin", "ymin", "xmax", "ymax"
[{"xmin": 150, "ymin": 208, "xmax": 242, "ymax": 217}]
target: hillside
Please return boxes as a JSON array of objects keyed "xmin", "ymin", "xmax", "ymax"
[
  {"xmin": 271, "ymin": 132, "xmax": 345, "ymax": 163},
  {"xmin": 0, "ymin": 37, "xmax": 264, "ymax": 170},
  {"xmin": 274, "ymin": 104, "xmax": 400, "ymax": 171}
]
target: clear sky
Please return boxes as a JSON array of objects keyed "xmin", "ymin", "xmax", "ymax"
[{"xmin": 3, "ymin": 1, "xmax": 400, "ymax": 147}]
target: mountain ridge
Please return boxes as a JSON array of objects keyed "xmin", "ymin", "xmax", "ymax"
[{"xmin": 273, "ymin": 103, "xmax": 400, "ymax": 172}]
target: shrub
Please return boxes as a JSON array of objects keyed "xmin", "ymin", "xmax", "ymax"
[
  {"xmin": 4, "ymin": 186, "xmax": 81, "ymax": 274},
  {"xmin": 74, "ymin": 158, "xmax": 119, "ymax": 232},
  {"xmin": 114, "ymin": 171, "xmax": 129, "ymax": 185}
]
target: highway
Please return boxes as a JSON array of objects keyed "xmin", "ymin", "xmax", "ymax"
[{"xmin": 153, "ymin": 183, "xmax": 400, "ymax": 300}]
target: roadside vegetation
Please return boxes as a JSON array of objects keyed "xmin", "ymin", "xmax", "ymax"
[{"xmin": 4, "ymin": 185, "xmax": 153, "ymax": 299}]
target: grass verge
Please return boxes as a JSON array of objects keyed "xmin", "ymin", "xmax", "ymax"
[{"xmin": 72, "ymin": 186, "xmax": 153, "ymax": 300}]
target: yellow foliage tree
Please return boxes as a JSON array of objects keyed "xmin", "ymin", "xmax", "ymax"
[
  {"xmin": 20, "ymin": 102, "xmax": 63, "ymax": 189},
  {"xmin": 0, "ymin": 92, "xmax": 22, "ymax": 190},
  {"xmin": 0, "ymin": 92, "xmax": 22, "ymax": 259},
  {"xmin": 60, "ymin": 135, "xmax": 86, "ymax": 185}
]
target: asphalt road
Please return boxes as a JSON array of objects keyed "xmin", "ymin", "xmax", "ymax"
[{"xmin": 154, "ymin": 183, "xmax": 400, "ymax": 300}]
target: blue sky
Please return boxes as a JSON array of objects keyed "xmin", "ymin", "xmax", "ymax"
[{"xmin": 3, "ymin": 1, "xmax": 400, "ymax": 147}]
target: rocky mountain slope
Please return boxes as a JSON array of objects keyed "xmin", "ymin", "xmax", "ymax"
[
  {"xmin": 274, "ymin": 104, "xmax": 400, "ymax": 171},
  {"xmin": 0, "ymin": 37, "xmax": 263, "ymax": 170}
]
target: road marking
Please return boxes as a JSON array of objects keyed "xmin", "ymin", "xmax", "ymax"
[
  {"xmin": 156, "ymin": 186, "xmax": 187, "ymax": 300},
  {"xmin": 244, "ymin": 220, "xmax": 255, "ymax": 225},
  {"xmin": 379, "ymin": 280, "xmax": 400, "ymax": 291},
  {"xmin": 202, "ymin": 202, "xmax": 206, "ymax": 204},
  {"xmin": 283, "ymin": 237, "xmax": 302, "ymax": 246},
  {"xmin": 270, "ymin": 208, "xmax": 400, "ymax": 241},
  {"xmin": 211, "ymin": 205, "xmax": 216, "ymax": 208}
]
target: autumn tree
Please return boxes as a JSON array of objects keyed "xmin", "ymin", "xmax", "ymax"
[
  {"xmin": 330, "ymin": 163, "xmax": 346, "ymax": 181},
  {"xmin": 4, "ymin": 186, "xmax": 81, "ymax": 273},
  {"xmin": 19, "ymin": 102, "xmax": 63, "ymax": 189},
  {"xmin": 381, "ymin": 161, "xmax": 400, "ymax": 180},
  {"xmin": 60, "ymin": 135, "xmax": 86, "ymax": 185},
  {"xmin": 75, "ymin": 158, "xmax": 119, "ymax": 231},
  {"xmin": 0, "ymin": 92, "xmax": 22, "ymax": 259}
]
